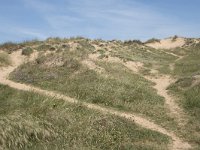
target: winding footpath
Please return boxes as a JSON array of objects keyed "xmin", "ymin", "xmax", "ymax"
[
  {"xmin": 146, "ymin": 51, "xmax": 187, "ymax": 125},
  {"xmin": 144, "ymin": 75, "xmax": 186, "ymax": 125},
  {"xmin": 0, "ymin": 50, "xmax": 191, "ymax": 150}
]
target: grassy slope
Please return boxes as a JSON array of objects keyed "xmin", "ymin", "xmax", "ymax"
[
  {"xmin": 166, "ymin": 43, "xmax": 200, "ymax": 148},
  {"xmin": 10, "ymin": 42, "xmax": 176, "ymax": 128},
  {"xmin": 5, "ymin": 37, "xmax": 200, "ymax": 147},
  {"xmin": 107, "ymin": 43, "xmax": 177, "ymax": 74},
  {"xmin": 173, "ymin": 43, "xmax": 200, "ymax": 77},
  {"xmin": 0, "ymin": 84, "xmax": 170, "ymax": 150}
]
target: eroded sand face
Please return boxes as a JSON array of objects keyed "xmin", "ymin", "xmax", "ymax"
[{"xmin": 146, "ymin": 37, "xmax": 185, "ymax": 49}]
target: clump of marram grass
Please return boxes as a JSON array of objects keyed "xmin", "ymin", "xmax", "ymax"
[
  {"xmin": 0, "ymin": 84, "xmax": 170, "ymax": 150},
  {"xmin": 22, "ymin": 47, "xmax": 33, "ymax": 56},
  {"xmin": 0, "ymin": 52, "xmax": 11, "ymax": 66}
]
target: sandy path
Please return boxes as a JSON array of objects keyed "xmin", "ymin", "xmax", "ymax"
[
  {"xmin": 145, "ymin": 75, "xmax": 186, "ymax": 125},
  {"xmin": 0, "ymin": 50, "xmax": 25, "ymax": 79},
  {"xmin": 160, "ymin": 50, "xmax": 180, "ymax": 58},
  {"xmin": 0, "ymin": 50, "xmax": 191, "ymax": 150},
  {"xmin": 124, "ymin": 59, "xmax": 187, "ymax": 125}
]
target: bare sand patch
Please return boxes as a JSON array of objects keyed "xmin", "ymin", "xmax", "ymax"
[{"xmin": 146, "ymin": 37, "xmax": 185, "ymax": 49}]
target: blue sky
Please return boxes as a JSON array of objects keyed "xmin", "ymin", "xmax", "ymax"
[{"xmin": 0, "ymin": 0, "xmax": 200, "ymax": 43}]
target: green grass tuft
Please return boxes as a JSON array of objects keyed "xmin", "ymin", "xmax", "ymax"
[{"xmin": 0, "ymin": 52, "xmax": 11, "ymax": 67}]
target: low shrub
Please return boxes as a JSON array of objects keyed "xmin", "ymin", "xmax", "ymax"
[
  {"xmin": 22, "ymin": 47, "xmax": 33, "ymax": 56},
  {"xmin": 172, "ymin": 35, "xmax": 178, "ymax": 42},
  {"xmin": 124, "ymin": 40, "xmax": 143, "ymax": 45}
]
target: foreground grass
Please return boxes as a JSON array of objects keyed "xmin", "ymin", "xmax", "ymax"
[{"xmin": 0, "ymin": 84, "xmax": 170, "ymax": 149}]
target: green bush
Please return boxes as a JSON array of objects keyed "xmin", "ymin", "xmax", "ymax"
[
  {"xmin": 124, "ymin": 40, "xmax": 143, "ymax": 45},
  {"xmin": 22, "ymin": 47, "xmax": 33, "ymax": 56}
]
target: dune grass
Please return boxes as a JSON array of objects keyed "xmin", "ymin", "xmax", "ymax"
[
  {"xmin": 173, "ymin": 54, "xmax": 200, "ymax": 77},
  {"xmin": 168, "ymin": 78, "xmax": 200, "ymax": 148},
  {"xmin": 10, "ymin": 49, "xmax": 176, "ymax": 129},
  {"xmin": 0, "ymin": 84, "xmax": 170, "ymax": 150},
  {"xmin": 0, "ymin": 52, "xmax": 11, "ymax": 67},
  {"xmin": 167, "ymin": 43, "xmax": 200, "ymax": 148}
]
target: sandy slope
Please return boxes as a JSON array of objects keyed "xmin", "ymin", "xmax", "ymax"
[{"xmin": 146, "ymin": 37, "xmax": 185, "ymax": 49}]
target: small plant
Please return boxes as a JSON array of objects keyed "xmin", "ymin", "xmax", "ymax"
[
  {"xmin": 97, "ymin": 49, "xmax": 105, "ymax": 55},
  {"xmin": 172, "ymin": 35, "xmax": 178, "ymax": 42},
  {"xmin": 22, "ymin": 47, "xmax": 33, "ymax": 56},
  {"xmin": 36, "ymin": 56, "xmax": 46, "ymax": 64},
  {"xmin": 49, "ymin": 47, "xmax": 56, "ymax": 51}
]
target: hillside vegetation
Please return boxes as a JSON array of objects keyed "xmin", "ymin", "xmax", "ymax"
[{"xmin": 0, "ymin": 36, "xmax": 200, "ymax": 149}]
